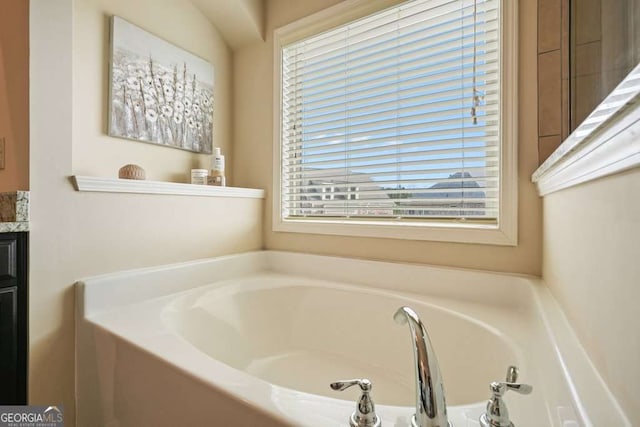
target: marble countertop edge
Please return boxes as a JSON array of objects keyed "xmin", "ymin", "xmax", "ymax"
[{"xmin": 0, "ymin": 222, "xmax": 29, "ymax": 233}]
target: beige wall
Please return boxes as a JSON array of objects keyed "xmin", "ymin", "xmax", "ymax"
[
  {"xmin": 0, "ymin": 0, "xmax": 29, "ymax": 191},
  {"xmin": 72, "ymin": 0, "xmax": 233, "ymax": 182},
  {"xmin": 233, "ymin": 0, "xmax": 542, "ymax": 275},
  {"xmin": 30, "ymin": 0, "xmax": 262, "ymax": 425},
  {"xmin": 543, "ymin": 168, "xmax": 640, "ymax": 424}
]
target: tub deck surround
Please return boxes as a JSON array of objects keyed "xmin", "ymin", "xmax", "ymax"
[
  {"xmin": 0, "ymin": 191, "xmax": 29, "ymax": 232},
  {"xmin": 76, "ymin": 252, "xmax": 631, "ymax": 427}
]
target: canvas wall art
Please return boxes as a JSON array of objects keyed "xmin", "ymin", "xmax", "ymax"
[{"xmin": 109, "ymin": 16, "xmax": 214, "ymax": 154}]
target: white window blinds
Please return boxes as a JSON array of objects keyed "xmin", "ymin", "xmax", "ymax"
[{"xmin": 280, "ymin": 0, "xmax": 501, "ymax": 222}]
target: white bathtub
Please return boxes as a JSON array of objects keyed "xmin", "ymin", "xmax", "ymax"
[{"xmin": 76, "ymin": 251, "xmax": 630, "ymax": 427}]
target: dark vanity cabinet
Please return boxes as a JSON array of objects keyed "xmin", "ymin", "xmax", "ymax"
[{"xmin": 0, "ymin": 232, "xmax": 28, "ymax": 404}]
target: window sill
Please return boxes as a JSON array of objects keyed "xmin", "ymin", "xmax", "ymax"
[
  {"xmin": 273, "ymin": 218, "xmax": 517, "ymax": 246},
  {"xmin": 72, "ymin": 176, "xmax": 265, "ymax": 199}
]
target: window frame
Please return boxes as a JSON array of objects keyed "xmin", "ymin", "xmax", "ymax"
[{"xmin": 273, "ymin": 0, "xmax": 518, "ymax": 245}]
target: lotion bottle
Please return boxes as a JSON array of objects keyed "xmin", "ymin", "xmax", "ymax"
[{"xmin": 209, "ymin": 147, "xmax": 226, "ymax": 186}]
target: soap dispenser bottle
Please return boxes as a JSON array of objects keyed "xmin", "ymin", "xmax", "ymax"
[{"xmin": 209, "ymin": 147, "xmax": 226, "ymax": 186}]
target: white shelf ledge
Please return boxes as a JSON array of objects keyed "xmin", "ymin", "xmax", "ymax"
[
  {"xmin": 72, "ymin": 176, "xmax": 265, "ymax": 199},
  {"xmin": 532, "ymin": 99, "xmax": 640, "ymax": 197},
  {"xmin": 533, "ymin": 64, "xmax": 640, "ymax": 196}
]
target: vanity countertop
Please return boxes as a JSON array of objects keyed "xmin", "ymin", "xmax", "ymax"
[{"xmin": 0, "ymin": 191, "xmax": 29, "ymax": 232}]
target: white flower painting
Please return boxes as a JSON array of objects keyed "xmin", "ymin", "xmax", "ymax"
[{"xmin": 109, "ymin": 16, "xmax": 214, "ymax": 154}]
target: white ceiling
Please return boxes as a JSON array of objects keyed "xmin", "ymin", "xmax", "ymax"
[{"xmin": 190, "ymin": 0, "xmax": 265, "ymax": 50}]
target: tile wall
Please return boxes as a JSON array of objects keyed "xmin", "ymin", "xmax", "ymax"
[
  {"xmin": 537, "ymin": 0, "xmax": 569, "ymax": 163},
  {"xmin": 539, "ymin": 0, "xmax": 640, "ymax": 164}
]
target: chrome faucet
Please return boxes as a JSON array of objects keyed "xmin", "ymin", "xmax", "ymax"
[
  {"xmin": 330, "ymin": 378, "xmax": 381, "ymax": 427},
  {"xmin": 479, "ymin": 366, "xmax": 532, "ymax": 427},
  {"xmin": 394, "ymin": 306, "xmax": 450, "ymax": 427}
]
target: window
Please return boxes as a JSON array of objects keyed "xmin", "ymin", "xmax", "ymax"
[{"xmin": 274, "ymin": 0, "xmax": 517, "ymax": 245}]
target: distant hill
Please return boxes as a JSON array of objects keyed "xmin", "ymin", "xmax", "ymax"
[{"xmin": 418, "ymin": 171, "xmax": 486, "ymax": 199}]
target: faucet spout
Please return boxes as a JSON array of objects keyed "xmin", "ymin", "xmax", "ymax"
[{"xmin": 394, "ymin": 306, "xmax": 450, "ymax": 427}]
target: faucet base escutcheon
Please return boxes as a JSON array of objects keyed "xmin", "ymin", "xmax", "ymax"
[{"xmin": 410, "ymin": 415, "xmax": 452, "ymax": 427}]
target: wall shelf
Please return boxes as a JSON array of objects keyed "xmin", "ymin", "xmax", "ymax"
[
  {"xmin": 532, "ymin": 99, "xmax": 640, "ymax": 196},
  {"xmin": 532, "ymin": 65, "xmax": 640, "ymax": 196},
  {"xmin": 72, "ymin": 176, "xmax": 265, "ymax": 199}
]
